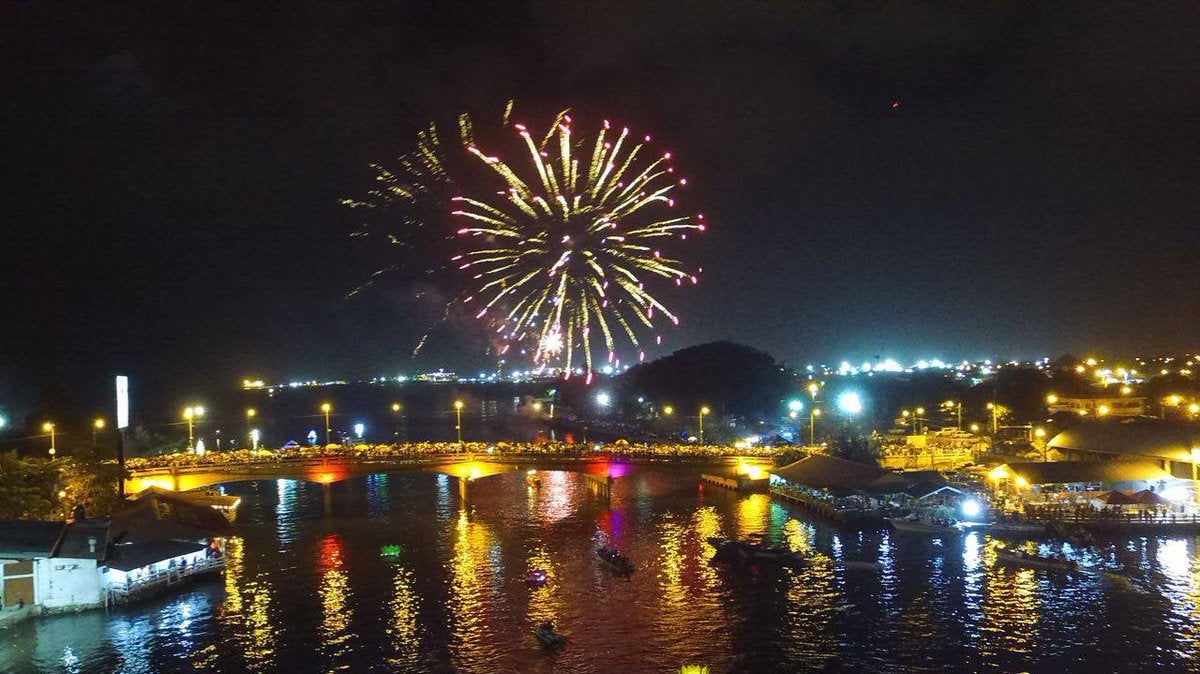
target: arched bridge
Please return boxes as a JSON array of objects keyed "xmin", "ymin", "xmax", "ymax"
[{"xmin": 125, "ymin": 452, "xmax": 774, "ymax": 495}]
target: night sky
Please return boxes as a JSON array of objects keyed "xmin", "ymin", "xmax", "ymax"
[{"xmin": 2, "ymin": 3, "xmax": 1197, "ymax": 415}]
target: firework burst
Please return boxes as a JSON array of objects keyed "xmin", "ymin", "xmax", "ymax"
[{"xmin": 453, "ymin": 112, "xmax": 705, "ymax": 379}]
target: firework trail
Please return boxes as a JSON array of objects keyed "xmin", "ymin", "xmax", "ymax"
[
  {"xmin": 348, "ymin": 104, "xmax": 705, "ymax": 377},
  {"xmin": 453, "ymin": 112, "xmax": 705, "ymax": 380}
]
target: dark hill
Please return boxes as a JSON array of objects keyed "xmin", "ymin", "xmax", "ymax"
[{"xmin": 618, "ymin": 341, "xmax": 791, "ymax": 418}]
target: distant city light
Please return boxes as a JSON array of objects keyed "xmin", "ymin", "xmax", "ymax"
[
  {"xmin": 837, "ymin": 392, "xmax": 863, "ymax": 415},
  {"xmin": 596, "ymin": 392, "xmax": 611, "ymax": 407},
  {"xmin": 960, "ymin": 499, "xmax": 982, "ymax": 519},
  {"xmin": 787, "ymin": 399, "xmax": 804, "ymax": 412}
]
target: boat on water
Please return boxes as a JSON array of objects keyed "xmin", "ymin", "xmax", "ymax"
[
  {"xmin": 706, "ymin": 536, "xmax": 807, "ymax": 567},
  {"xmin": 888, "ymin": 516, "xmax": 961, "ymax": 535},
  {"xmin": 535, "ymin": 623, "xmax": 568, "ymax": 648},
  {"xmin": 525, "ymin": 569, "xmax": 548, "ymax": 588},
  {"xmin": 995, "ymin": 548, "xmax": 1077, "ymax": 571},
  {"xmin": 596, "ymin": 546, "xmax": 636, "ymax": 577},
  {"xmin": 985, "ymin": 522, "xmax": 1051, "ymax": 538}
]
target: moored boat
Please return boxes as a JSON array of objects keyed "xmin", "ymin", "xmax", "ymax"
[
  {"xmin": 996, "ymin": 548, "xmax": 1077, "ymax": 571},
  {"xmin": 985, "ymin": 522, "xmax": 1051, "ymax": 538},
  {"xmin": 888, "ymin": 516, "xmax": 961, "ymax": 535},
  {"xmin": 706, "ymin": 537, "xmax": 807, "ymax": 567}
]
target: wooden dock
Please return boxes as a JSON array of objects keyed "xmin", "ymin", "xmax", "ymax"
[
  {"xmin": 702, "ymin": 474, "xmax": 769, "ymax": 492},
  {"xmin": 769, "ymin": 485, "xmax": 846, "ymax": 523}
]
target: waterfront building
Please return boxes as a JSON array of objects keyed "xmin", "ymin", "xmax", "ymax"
[
  {"xmin": 878, "ymin": 429, "xmax": 985, "ymax": 470},
  {"xmin": 1048, "ymin": 395, "xmax": 1146, "ymax": 417},
  {"xmin": 1045, "ymin": 419, "xmax": 1200, "ymax": 479},
  {"xmin": 0, "ymin": 488, "xmax": 232, "ymax": 619},
  {"xmin": 0, "ymin": 519, "xmax": 109, "ymax": 613},
  {"xmin": 985, "ymin": 460, "xmax": 1193, "ymax": 514}
]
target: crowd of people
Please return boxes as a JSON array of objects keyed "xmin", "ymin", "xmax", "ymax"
[{"xmin": 124, "ymin": 440, "xmax": 776, "ymax": 471}]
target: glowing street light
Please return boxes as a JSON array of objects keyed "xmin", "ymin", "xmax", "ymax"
[
  {"xmin": 0, "ymin": 415, "xmax": 6, "ymax": 429},
  {"xmin": 183, "ymin": 406, "xmax": 205, "ymax": 452},
  {"xmin": 662, "ymin": 405, "xmax": 674, "ymax": 416},
  {"xmin": 391, "ymin": 402, "xmax": 403, "ymax": 439},
  {"xmin": 807, "ymin": 383, "xmax": 820, "ymax": 400},
  {"xmin": 943, "ymin": 400, "xmax": 962, "ymax": 430},
  {"xmin": 915, "ymin": 407, "xmax": 926, "ymax": 434},
  {"xmin": 809, "ymin": 408, "xmax": 821, "ymax": 445},
  {"xmin": 320, "ymin": 403, "xmax": 332, "ymax": 445},
  {"xmin": 596, "ymin": 392, "xmax": 611, "ymax": 407},
  {"xmin": 985, "ymin": 402, "xmax": 1002, "ymax": 434},
  {"xmin": 699, "ymin": 406, "xmax": 710, "ymax": 445},
  {"xmin": 454, "ymin": 400, "xmax": 464, "ymax": 445},
  {"xmin": 92, "ymin": 417, "xmax": 106, "ymax": 446},
  {"xmin": 837, "ymin": 392, "xmax": 863, "ymax": 415},
  {"xmin": 250, "ymin": 428, "xmax": 260, "ymax": 450},
  {"xmin": 354, "ymin": 422, "xmax": 365, "ymax": 439},
  {"xmin": 1046, "ymin": 393, "xmax": 1059, "ymax": 405},
  {"xmin": 787, "ymin": 399, "xmax": 804, "ymax": 413},
  {"xmin": 1097, "ymin": 404, "xmax": 1111, "ymax": 416},
  {"xmin": 42, "ymin": 422, "xmax": 56, "ymax": 457}
]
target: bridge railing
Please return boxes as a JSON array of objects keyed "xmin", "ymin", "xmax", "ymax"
[{"xmin": 127, "ymin": 447, "xmax": 775, "ymax": 475}]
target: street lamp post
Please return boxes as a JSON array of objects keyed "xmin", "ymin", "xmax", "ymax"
[
  {"xmin": 810, "ymin": 408, "xmax": 821, "ymax": 445},
  {"xmin": 92, "ymin": 418, "xmax": 106, "ymax": 447},
  {"xmin": 42, "ymin": 422, "xmax": 56, "ymax": 457},
  {"xmin": 699, "ymin": 406, "xmax": 710, "ymax": 445},
  {"xmin": 246, "ymin": 408, "xmax": 257, "ymax": 448},
  {"xmin": 986, "ymin": 402, "xmax": 1000, "ymax": 434},
  {"xmin": 915, "ymin": 407, "xmax": 925, "ymax": 435},
  {"xmin": 944, "ymin": 400, "xmax": 962, "ymax": 430},
  {"xmin": 183, "ymin": 406, "xmax": 205, "ymax": 452},
  {"xmin": 321, "ymin": 403, "xmax": 332, "ymax": 446},
  {"xmin": 454, "ymin": 400, "xmax": 464, "ymax": 445},
  {"xmin": 391, "ymin": 402, "xmax": 402, "ymax": 440}
]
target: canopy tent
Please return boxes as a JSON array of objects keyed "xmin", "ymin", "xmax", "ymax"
[
  {"xmin": 770, "ymin": 454, "xmax": 885, "ymax": 495},
  {"xmin": 1095, "ymin": 490, "xmax": 1140, "ymax": 506},
  {"xmin": 1131, "ymin": 489, "xmax": 1170, "ymax": 506}
]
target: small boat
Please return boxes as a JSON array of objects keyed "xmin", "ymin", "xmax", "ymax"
[
  {"xmin": 535, "ymin": 624, "xmax": 567, "ymax": 648},
  {"xmin": 985, "ymin": 522, "xmax": 1050, "ymax": 538},
  {"xmin": 596, "ymin": 546, "xmax": 635, "ymax": 577},
  {"xmin": 706, "ymin": 537, "xmax": 807, "ymax": 567},
  {"xmin": 888, "ymin": 516, "xmax": 961, "ymax": 535},
  {"xmin": 996, "ymin": 548, "xmax": 1077, "ymax": 571}
]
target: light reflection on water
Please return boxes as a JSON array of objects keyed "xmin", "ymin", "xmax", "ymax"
[{"xmin": 6, "ymin": 469, "xmax": 1200, "ymax": 672}]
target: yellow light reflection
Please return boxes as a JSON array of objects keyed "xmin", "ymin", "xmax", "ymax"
[
  {"xmin": 448, "ymin": 510, "xmax": 498, "ymax": 665},
  {"xmin": 386, "ymin": 564, "xmax": 422, "ymax": 668},
  {"xmin": 526, "ymin": 545, "xmax": 562, "ymax": 628},
  {"xmin": 736, "ymin": 494, "xmax": 771, "ymax": 539},
  {"xmin": 318, "ymin": 539, "xmax": 353, "ymax": 663},
  {"xmin": 976, "ymin": 539, "xmax": 1039, "ymax": 657},
  {"xmin": 221, "ymin": 537, "xmax": 275, "ymax": 669}
]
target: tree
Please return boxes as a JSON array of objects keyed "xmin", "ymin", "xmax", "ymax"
[
  {"xmin": 0, "ymin": 452, "xmax": 58, "ymax": 519},
  {"xmin": 827, "ymin": 433, "xmax": 879, "ymax": 465},
  {"xmin": 59, "ymin": 446, "xmax": 126, "ymax": 518}
]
